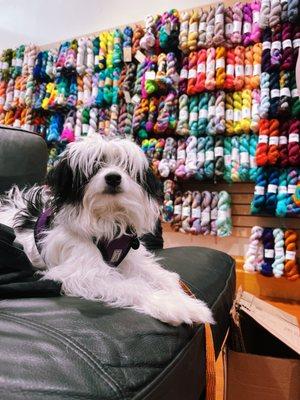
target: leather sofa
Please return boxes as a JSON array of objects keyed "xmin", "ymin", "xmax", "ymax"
[{"xmin": 0, "ymin": 127, "xmax": 236, "ymax": 400}]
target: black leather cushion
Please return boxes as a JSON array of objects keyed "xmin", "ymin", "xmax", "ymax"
[
  {"xmin": 0, "ymin": 127, "xmax": 48, "ymax": 193},
  {"xmin": 0, "ymin": 246, "xmax": 235, "ymax": 400}
]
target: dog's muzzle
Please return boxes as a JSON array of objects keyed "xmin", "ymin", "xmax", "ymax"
[{"xmin": 104, "ymin": 173, "xmax": 122, "ymax": 194}]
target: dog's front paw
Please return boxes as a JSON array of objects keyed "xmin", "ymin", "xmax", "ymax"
[{"xmin": 143, "ymin": 291, "xmax": 214, "ymax": 327}]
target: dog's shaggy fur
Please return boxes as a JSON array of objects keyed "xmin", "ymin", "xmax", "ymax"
[{"xmin": 0, "ymin": 136, "xmax": 213, "ymax": 326}]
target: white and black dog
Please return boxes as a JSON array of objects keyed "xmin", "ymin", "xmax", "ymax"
[{"xmin": 0, "ymin": 136, "xmax": 213, "ymax": 326}]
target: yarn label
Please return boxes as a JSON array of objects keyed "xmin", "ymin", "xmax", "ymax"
[
  {"xmin": 293, "ymin": 38, "xmax": 300, "ymax": 48},
  {"xmin": 131, "ymin": 94, "xmax": 141, "ymax": 105},
  {"xmin": 135, "ymin": 50, "xmax": 146, "ymax": 63},
  {"xmin": 250, "ymin": 155, "xmax": 256, "ymax": 168},
  {"xmin": 190, "ymin": 111, "xmax": 198, "ymax": 122},
  {"xmin": 292, "ymin": 88, "xmax": 299, "ymax": 98},
  {"xmin": 95, "ymin": 55, "xmax": 100, "ymax": 65},
  {"xmin": 258, "ymin": 135, "xmax": 268, "ymax": 144},
  {"xmin": 232, "ymin": 148, "xmax": 239, "ymax": 160},
  {"xmin": 226, "ymin": 109, "xmax": 234, "ymax": 120},
  {"xmin": 253, "ymin": 64, "xmax": 261, "ymax": 75},
  {"xmin": 197, "ymin": 152, "xmax": 205, "ymax": 164},
  {"xmin": 280, "ymin": 87, "xmax": 291, "ymax": 97},
  {"xmin": 264, "ymin": 249, "xmax": 274, "ymax": 258},
  {"xmin": 234, "ymin": 109, "xmax": 242, "ymax": 121},
  {"xmin": 174, "ymin": 205, "xmax": 182, "ymax": 215},
  {"xmin": 215, "ymin": 147, "xmax": 224, "ymax": 157},
  {"xmin": 267, "ymin": 184, "xmax": 278, "ymax": 193},
  {"xmin": 285, "ymin": 250, "xmax": 296, "ymax": 260},
  {"xmin": 225, "ymin": 23, "xmax": 233, "ymax": 36},
  {"xmin": 271, "ymin": 41, "xmax": 281, "ymax": 51},
  {"xmin": 240, "ymin": 152, "xmax": 249, "ymax": 164},
  {"xmin": 226, "ymin": 64, "xmax": 234, "ymax": 76},
  {"xmin": 242, "ymin": 108, "xmax": 251, "ymax": 119},
  {"xmin": 199, "ymin": 109, "xmax": 208, "ymax": 119},
  {"xmin": 199, "ymin": 22, "xmax": 206, "ymax": 32},
  {"xmin": 177, "ymin": 149, "xmax": 186, "ymax": 160},
  {"xmin": 218, "ymin": 210, "xmax": 228, "ymax": 220},
  {"xmin": 288, "ymin": 184, "xmax": 296, "ymax": 194},
  {"xmin": 282, "ymin": 39, "xmax": 292, "ymax": 49},
  {"xmin": 235, "ymin": 65, "xmax": 244, "ymax": 77},
  {"xmin": 252, "ymin": 103, "xmax": 259, "ymax": 116},
  {"xmin": 180, "ymin": 68, "xmax": 188, "ymax": 79},
  {"xmin": 179, "ymin": 109, "xmax": 188, "ymax": 120},
  {"xmin": 233, "ymin": 20, "xmax": 242, "ymax": 33},
  {"xmin": 254, "ymin": 186, "xmax": 265, "ymax": 195},
  {"xmin": 262, "ymin": 41, "xmax": 271, "ymax": 50},
  {"xmin": 216, "ymin": 105, "xmax": 225, "ymax": 117},
  {"xmin": 278, "ymin": 186, "xmax": 287, "ymax": 193},
  {"xmin": 245, "ymin": 65, "xmax": 253, "ymax": 76},
  {"xmin": 275, "ymin": 248, "xmax": 284, "ymax": 256},
  {"xmin": 289, "ymin": 133, "xmax": 299, "ymax": 143},
  {"xmin": 271, "ymin": 89, "xmax": 280, "ymax": 98},
  {"xmin": 192, "ymin": 208, "xmax": 201, "ymax": 218},
  {"xmin": 189, "ymin": 22, "xmax": 198, "ymax": 33},
  {"xmin": 201, "ymin": 211, "xmax": 210, "ymax": 223},
  {"xmin": 269, "ymin": 136, "xmax": 279, "ymax": 145},
  {"xmin": 208, "ymin": 105, "xmax": 216, "ymax": 117},
  {"xmin": 197, "ymin": 63, "xmax": 205, "ymax": 73},
  {"xmin": 123, "ymin": 91, "xmax": 131, "ymax": 104},
  {"xmin": 206, "ymin": 60, "xmax": 215, "ymax": 73},
  {"xmin": 279, "ymin": 136, "xmax": 287, "ymax": 144},
  {"xmin": 145, "ymin": 71, "xmax": 156, "ymax": 80},
  {"xmin": 78, "ymin": 92, "xmax": 83, "ymax": 102},
  {"xmin": 211, "ymin": 208, "xmax": 218, "ymax": 219},
  {"xmin": 261, "ymin": 88, "xmax": 270, "ymax": 97},
  {"xmin": 188, "ymin": 69, "xmax": 197, "ymax": 79},
  {"xmin": 215, "ymin": 13, "xmax": 224, "ymax": 25},
  {"xmin": 216, "ymin": 58, "xmax": 225, "ymax": 70},
  {"xmin": 205, "ymin": 150, "xmax": 214, "ymax": 161},
  {"xmin": 206, "ymin": 24, "xmax": 214, "ymax": 35},
  {"xmin": 243, "ymin": 22, "xmax": 252, "ymax": 34},
  {"xmin": 123, "ymin": 47, "xmax": 132, "ymax": 63},
  {"xmin": 182, "ymin": 206, "xmax": 191, "ymax": 217},
  {"xmin": 224, "ymin": 155, "xmax": 231, "ymax": 164},
  {"xmin": 253, "ymin": 11, "xmax": 259, "ymax": 24}
]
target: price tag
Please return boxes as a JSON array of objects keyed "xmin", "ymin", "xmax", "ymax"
[
  {"xmin": 278, "ymin": 186, "xmax": 287, "ymax": 193},
  {"xmin": 179, "ymin": 109, "xmax": 188, "ymax": 120},
  {"xmin": 240, "ymin": 152, "xmax": 249, "ymax": 164},
  {"xmin": 261, "ymin": 88, "xmax": 270, "ymax": 97},
  {"xmin": 216, "ymin": 58, "xmax": 225, "ymax": 70},
  {"xmin": 280, "ymin": 87, "xmax": 291, "ymax": 97},
  {"xmin": 177, "ymin": 149, "xmax": 186, "ymax": 160},
  {"xmin": 215, "ymin": 13, "xmax": 224, "ymax": 25},
  {"xmin": 174, "ymin": 205, "xmax": 182, "ymax": 215},
  {"xmin": 2, "ymin": 62, "xmax": 8, "ymax": 70},
  {"xmin": 232, "ymin": 148, "xmax": 239, "ymax": 159},
  {"xmin": 233, "ymin": 20, "xmax": 242, "ymax": 33},
  {"xmin": 188, "ymin": 69, "xmax": 197, "ymax": 79},
  {"xmin": 253, "ymin": 64, "xmax": 261, "ymax": 75},
  {"xmin": 145, "ymin": 70, "xmax": 156, "ymax": 80},
  {"xmin": 253, "ymin": 10, "xmax": 259, "ymax": 24},
  {"xmin": 235, "ymin": 65, "xmax": 244, "ymax": 77},
  {"xmin": 243, "ymin": 22, "xmax": 252, "ymax": 34},
  {"xmin": 234, "ymin": 109, "xmax": 242, "ymax": 121},
  {"xmin": 245, "ymin": 64, "xmax": 253, "ymax": 76},
  {"xmin": 255, "ymin": 186, "xmax": 265, "ymax": 195},
  {"xmin": 135, "ymin": 50, "xmax": 146, "ymax": 63},
  {"xmin": 206, "ymin": 60, "xmax": 215, "ymax": 73},
  {"xmin": 124, "ymin": 91, "xmax": 131, "ymax": 104},
  {"xmin": 269, "ymin": 136, "xmax": 279, "ymax": 145},
  {"xmin": 192, "ymin": 208, "xmax": 201, "ymax": 218},
  {"xmin": 265, "ymin": 249, "xmax": 274, "ymax": 258},
  {"xmin": 216, "ymin": 105, "xmax": 225, "ymax": 117},
  {"xmin": 199, "ymin": 22, "xmax": 206, "ymax": 32},
  {"xmin": 180, "ymin": 68, "xmax": 188, "ymax": 79},
  {"xmin": 208, "ymin": 105, "xmax": 216, "ymax": 117},
  {"xmin": 131, "ymin": 94, "xmax": 141, "ymax": 105},
  {"xmin": 94, "ymin": 55, "xmax": 100, "ymax": 65},
  {"xmin": 268, "ymin": 184, "xmax": 278, "ymax": 193},
  {"xmin": 250, "ymin": 155, "xmax": 256, "ymax": 168},
  {"xmin": 215, "ymin": 146, "xmax": 224, "ymax": 157},
  {"xmin": 225, "ymin": 23, "xmax": 233, "ymax": 35},
  {"xmin": 182, "ymin": 206, "xmax": 191, "ymax": 217},
  {"xmin": 205, "ymin": 150, "xmax": 214, "ymax": 161},
  {"xmin": 271, "ymin": 89, "xmax": 280, "ymax": 98},
  {"xmin": 288, "ymin": 184, "xmax": 296, "ymax": 194},
  {"xmin": 190, "ymin": 111, "xmax": 198, "ymax": 122},
  {"xmin": 293, "ymin": 38, "xmax": 300, "ymax": 48},
  {"xmin": 286, "ymin": 250, "xmax": 296, "ymax": 260},
  {"xmin": 292, "ymin": 88, "xmax": 299, "ymax": 98},
  {"xmin": 207, "ymin": 24, "xmax": 214, "ymax": 35},
  {"xmin": 201, "ymin": 210, "xmax": 210, "ymax": 223},
  {"xmin": 242, "ymin": 108, "xmax": 251, "ymax": 119},
  {"xmin": 189, "ymin": 21, "xmax": 198, "ymax": 33},
  {"xmin": 252, "ymin": 103, "xmax": 259, "ymax": 116},
  {"xmin": 226, "ymin": 109, "xmax": 234, "ymax": 120},
  {"xmin": 279, "ymin": 136, "xmax": 288, "ymax": 145},
  {"xmin": 262, "ymin": 41, "xmax": 271, "ymax": 50},
  {"xmin": 258, "ymin": 135, "xmax": 268, "ymax": 144},
  {"xmin": 197, "ymin": 63, "xmax": 205, "ymax": 73},
  {"xmin": 271, "ymin": 41, "xmax": 281, "ymax": 51},
  {"xmin": 226, "ymin": 64, "xmax": 234, "ymax": 76},
  {"xmin": 282, "ymin": 39, "xmax": 292, "ymax": 49},
  {"xmin": 289, "ymin": 133, "xmax": 299, "ymax": 143},
  {"xmin": 211, "ymin": 208, "xmax": 218, "ymax": 219},
  {"xmin": 14, "ymin": 89, "xmax": 20, "ymax": 98},
  {"xmin": 197, "ymin": 152, "xmax": 205, "ymax": 164},
  {"xmin": 224, "ymin": 155, "xmax": 231, "ymax": 164},
  {"xmin": 275, "ymin": 247, "xmax": 285, "ymax": 257},
  {"xmin": 199, "ymin": 109, "xmax": 208, "ymax": 119}
]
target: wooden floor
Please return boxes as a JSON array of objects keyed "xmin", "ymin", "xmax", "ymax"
[{"xmin": 215, "ymin": 300, "xmax": 300, "ymax": 400}]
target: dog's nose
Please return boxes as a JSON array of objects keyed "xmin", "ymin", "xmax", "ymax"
[{"xmin": 105, "ymin": 173, "xmax": 122, "ymax": 187}]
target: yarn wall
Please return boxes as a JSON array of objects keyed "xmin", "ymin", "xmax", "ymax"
[{"xmin": 0, "ymin": 0, "xmax": 300, "ymax": 262}]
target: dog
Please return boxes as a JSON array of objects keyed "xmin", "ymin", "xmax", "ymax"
[{"xmin": 0, "ymin": 136, "xmax": 214, "ymax": 326}]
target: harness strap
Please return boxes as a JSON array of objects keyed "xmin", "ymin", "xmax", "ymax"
[{"xmin": 180, "ymin": 280, "xmax": 216, "ymax": 400}]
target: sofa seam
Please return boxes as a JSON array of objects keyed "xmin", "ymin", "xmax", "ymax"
[{"xmin": 0, "ymin": 311, "xmax": 124, "ymax": 399}]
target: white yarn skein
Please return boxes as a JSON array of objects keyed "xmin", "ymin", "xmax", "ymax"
[{"xmin": 243, "ymin": 226, "xmax": 264, "ymax": 272}]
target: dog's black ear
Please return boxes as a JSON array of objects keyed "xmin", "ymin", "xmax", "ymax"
[
  {"xmin": 46, "ymin": 156, "xmax": 85, "ymax": 208},
  {"xmin": 143, "ymin": 168, "xmax": 163, "ymax": 203}
]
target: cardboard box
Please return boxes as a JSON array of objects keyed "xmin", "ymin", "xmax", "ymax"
[{"xmin": 225, "ymin": 290, "xmax": 300, "ymax": 400}]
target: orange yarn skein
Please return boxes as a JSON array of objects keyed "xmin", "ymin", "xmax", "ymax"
[
  {"xmin": 234, "ymin": 46, "xmax": 245, "ymax": 90},
  {"xmin": 195, "ymin": 49, "xmax": 206, "ymax": 93},
  {"xmin": 215, "ymin": 47, "xmax": 226, "ymax": 89},
  {"xmin": 187, "ymin": 51, "xmax": 198, "ymax": 96},
  {"xmin": 284, "ymin": 230, "xmax": 300, "ymax": 281},
  {"xmin": 256, "ymin": 119, "xmax": 269, "ymax": 166},
  {"xmin": 224, "ymin": 49, "xmax": 235, "ymax": 90},
  {"xmin": 267, "ymin": 119, "xmax": 280, "ymax": 165}
]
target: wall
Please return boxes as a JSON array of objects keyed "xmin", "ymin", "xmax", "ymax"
[{"xmin": 0, "ymin": 0, "xmax": 215, "ymax": 50}]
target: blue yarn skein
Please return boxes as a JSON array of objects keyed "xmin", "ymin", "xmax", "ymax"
[
  {"xmin": 251, "ymin": 167, "xmax": 267, "ymax": 214},
  {"xmin": 261, "ymin": 228, "xmax": 275, "ymax": 277},
  {"xmin": 249, "ymin": 134, "xmax": 259, "ymax": 182},
  {"xmin": 198, "ymin": 93, "xmax": 209, "ymax": 135},
  {"xmin": 276, "ymin": 169, "xmax": 289, "ymax": 217},
  {"xmin": 265, "ymin": 168, "xmax": 279, "ymax": 215},
  {"xmin": 238, "ymin": 134, "xmax": 250, "ymax": 181},
  {"xmin": 46, "ymin": 113, "xmax": 64, "ymax": 143}
]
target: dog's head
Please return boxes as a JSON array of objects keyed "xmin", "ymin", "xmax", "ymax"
[{"xmin": 46, "ymin": 136, "xmax": 162, "ymax": 238}]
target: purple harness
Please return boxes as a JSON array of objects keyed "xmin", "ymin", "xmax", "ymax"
[{"xmin": 34, "ymin": 209, "xmax": 140, "ymax": 268}]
